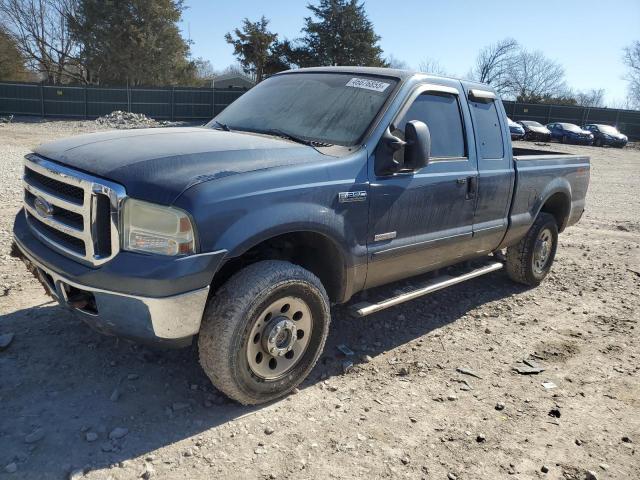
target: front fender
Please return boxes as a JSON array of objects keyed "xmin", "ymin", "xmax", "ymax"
[
  {"xmin": 216, "ymin": 201, "xmax": 362, "ymax": 264},
  {"xmin": 172, "ymin": 150, "xmax": 371, "ymax": 297}
]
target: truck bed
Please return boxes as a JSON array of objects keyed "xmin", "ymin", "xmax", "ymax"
[
  {"xmin": 512, "ymin": 146, "xmax": 572, "ymax": 158},
  {"xmin": 500, "ymin": 147, "xmax": 591, "ymax": 248}
]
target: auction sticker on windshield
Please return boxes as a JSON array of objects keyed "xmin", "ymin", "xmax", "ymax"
[{"xmin": 346, "ymin": 78, "xmax": 391, "ymax": 93}]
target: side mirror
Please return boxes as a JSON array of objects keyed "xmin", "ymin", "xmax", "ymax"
[
  {"xmin": 404, "ymin": 120, "xmax": 431, "ymax": 170},
  {"xmin": 375, "ymin": 120, "xmax": 431, "ymax": 176}
]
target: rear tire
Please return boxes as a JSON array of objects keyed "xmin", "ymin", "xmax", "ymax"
[
  {"xmin": 198, "ymin": 260, "xmax": 330, "ymax": 405},
  {"xmin": 506, "ymin": 213, "xmax": 558, "ymax": 286}
]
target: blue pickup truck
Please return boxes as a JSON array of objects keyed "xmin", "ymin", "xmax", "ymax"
[{"xmin": 12, "ymin": 67, "xmax": 590, "ymax": 404}]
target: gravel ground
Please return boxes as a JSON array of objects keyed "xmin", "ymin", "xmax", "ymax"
[{"xmin": 0, "ymin": 118, "xmax": 639, "ymax": 479}]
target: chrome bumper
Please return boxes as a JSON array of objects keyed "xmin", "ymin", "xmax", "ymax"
[{"xmin": 14, "ymin": 240, "xmax": 209, "ymax": 343}]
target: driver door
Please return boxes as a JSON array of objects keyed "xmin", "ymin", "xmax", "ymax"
[{"xmin": 365, "ymin": 83, "xmax": 479, "ymax": 289}]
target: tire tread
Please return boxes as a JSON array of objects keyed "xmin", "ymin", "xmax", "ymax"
[
  {"xmin": 198, "ymin": 260, "xmax": 329, "ymax": 405},
  {"xmin": 506, "ymin": 212, "xmax": 557, "ymax": 286}
]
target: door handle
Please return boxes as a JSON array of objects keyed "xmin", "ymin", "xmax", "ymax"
[
  {"xmin": 456, "ymin": 177, "xmax": 467, "ymax": 185},
  {"xmin": 466, "ymin": 176, "xmax": 478, "ymax": 200}
]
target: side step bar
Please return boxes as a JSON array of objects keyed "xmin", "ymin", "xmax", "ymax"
[{"xmin": 350, "ymin": 261, "xmax": 504, "ymax": 317}]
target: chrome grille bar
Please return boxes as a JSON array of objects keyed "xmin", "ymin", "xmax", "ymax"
[
  {"xmin": 24, "ymin": 202, "xmax": 85, "ymax": 239},
  {"xmin": 23, "ymin": 154, "xmax": 127, "ymax": 267},
  {"xmin": 23, "ymin": 181, "xmax": 85, "ymax": 213}
]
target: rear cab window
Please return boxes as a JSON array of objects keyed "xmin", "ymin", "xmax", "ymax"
[{"xmin": 468, "ymin": 95, "xmax": 504, "ymax": 160}]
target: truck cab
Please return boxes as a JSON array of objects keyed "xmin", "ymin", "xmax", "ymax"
[{"xmin": 13, "ymin": 67, "xmax": 590, "ymax": 404}]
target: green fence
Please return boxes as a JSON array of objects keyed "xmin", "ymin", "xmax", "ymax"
[
  {"xmin": 0, "ymin": 82, "xmax": 246, "ymax": 120},
  {"xmin": 503, "ymin": 100, "xmax": 640, "ymax": 141},
  {"xmin": 2, "ymin": 81, "xmax": 639, "ymax": 140}
]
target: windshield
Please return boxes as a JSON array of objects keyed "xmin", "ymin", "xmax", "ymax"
[
  {"xmin": 521, "ymin": 121, "xmax": 542, "ymax": 127},
  {"xmin": 209, "ymin": 73, "xmax": 399, "ymax": 146},
  {"xmin": 560, "ymin": 123, "xmax": 582, "ymax": 132},
  {"xmin": 596, "ymin": 125, "xmax": 619, "ymax": 134}
]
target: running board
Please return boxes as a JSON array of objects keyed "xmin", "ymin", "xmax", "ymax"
[{"xmin": 350, "ymin": 261, "xmax": 504, "ymax": 317}]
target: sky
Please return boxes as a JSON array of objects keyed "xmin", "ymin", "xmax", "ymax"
[{"xmin": 180, "ymin": 0, "xmax": 640, "ymax": 106}]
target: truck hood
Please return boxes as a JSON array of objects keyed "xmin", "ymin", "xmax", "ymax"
[{"xmin": 34, "ymin": 127, "xmax": 325, "ymax": 204}]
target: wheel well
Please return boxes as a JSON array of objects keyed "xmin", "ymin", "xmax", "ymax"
[
  {"xmin": 540, "ymin": 192, "xmax": 570, "ymax": 232},
  {"xmin": 211, "ymin": 232, "xmax": 346, "ymax": 303}
]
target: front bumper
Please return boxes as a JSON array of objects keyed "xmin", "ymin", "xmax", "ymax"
[
  {"xmin": 13, "ymin": 211, "xmax": 226, "ymax": 346},
  {"xmin": 603, "ymin": 138, "xmax": 627, "ymax": 147},
  {"xmin": 527, "ymin": 132, "xmax": 550, "ymax": 141}
]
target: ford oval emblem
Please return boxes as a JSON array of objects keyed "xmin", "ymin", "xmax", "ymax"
[{"xmin": 34, "ymin": 196, "xmax": 54, "ymax": 218}]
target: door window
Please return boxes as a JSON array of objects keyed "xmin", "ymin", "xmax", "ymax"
[{"xmin": 395, "ymin": 92, "xmax": 466, "ymax": 159}]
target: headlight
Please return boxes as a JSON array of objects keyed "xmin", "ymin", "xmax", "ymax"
[{"xmin": 122, "ymin": 199, "xmax": 196, "ymax": 256}]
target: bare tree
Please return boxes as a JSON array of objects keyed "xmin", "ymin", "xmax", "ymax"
[
  {"xmin": 386, "ymin": 54, "xmax": 410, "ymax": 70},
  {"xmin": 574, "ymin": 88, "xmax": 605, "ymax": 107},
  {"xmin": 193, "ymin": 58, "xmax": 216, "ymax": 80},
  {"xmin": 623, "ymin": 41, "xmax": 640, "ymax": 108},
  {"xmin": 220, "ymin": 63, "xmax": 254, "ymax": 80},
  {"xmin": 471, "ymin": 38, "xmax": 519, "ymax": 94},
  {"xmin": 418, "ymin": 57, "xmax": 447, "ymax": 76},
  {"xmin": 508, "ymin": 50, "xmax": 567, "ymax": 102},
  {"xmin": 0, "ymin": 0, "xmax": 82, "ymax": 83}
]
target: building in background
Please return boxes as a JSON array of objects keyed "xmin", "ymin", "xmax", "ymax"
[{"xmin": 212, "ymin": 72, "xmax": 255, "ymax": 90}]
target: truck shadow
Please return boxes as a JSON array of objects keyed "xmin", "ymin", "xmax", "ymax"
[{"xmin": 0, "ymin": 270, "xmax": 528, "ymax": 477}]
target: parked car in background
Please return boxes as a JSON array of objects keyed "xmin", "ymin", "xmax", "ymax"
[
  {"xmin": 583, "ymin": 124, "xmax": 628, "ymax": 148},
  {"xmin": 508, "ymin": 117, "xmax": 525, "ymax": 140},
  {"xmin": 517, "ymin": 120, "xmax": 551, "ymax": 142},
  {"xmin": 546, "ymin": 122, "xmax": 593, "ymax": 145}
]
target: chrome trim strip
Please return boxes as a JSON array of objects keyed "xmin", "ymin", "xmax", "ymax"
[
  {"xmin": 372, "ymin": 230, "xmax": 472, "ymax": 259},
  {"xmin": 23, "ymin": 154, "xmax": 127, "ymax": 267},
  {"xmin": 351, "ymin": 261, "xmax": 504, "ymax": 317}
]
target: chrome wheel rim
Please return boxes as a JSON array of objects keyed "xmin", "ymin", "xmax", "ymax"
[
  {"xmin": 246, "ymin": 296, "xmax": 312, "ymax": 380},
  {"xmin": 533, "ymin": 228, "xmax": 553, "ymax": 274}
]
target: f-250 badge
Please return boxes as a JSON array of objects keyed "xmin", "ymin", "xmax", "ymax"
[{"xmin": 338, "ymin": 191, "xmax": 367, "ymax": 203}]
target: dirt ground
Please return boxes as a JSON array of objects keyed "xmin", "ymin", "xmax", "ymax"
[{"xmin": 0, "ymin": 118, "xmax": 638, "ymax": 480}]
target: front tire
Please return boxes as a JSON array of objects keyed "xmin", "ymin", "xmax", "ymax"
[
  {"xmin": 198, "ymin": 260, "xmax": 330, "ymax": 405},
  {"xmin": 506, "ymin": 213, "xmax": 558, "ymax": 286}
]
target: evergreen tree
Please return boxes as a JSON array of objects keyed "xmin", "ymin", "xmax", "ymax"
[
  {"xmin": 69, "ymin": 0, "xmax": 193, "ymax": 86},
  {"xmin": 292, "ymin": 0, "xmax": 387, "ymax": 67},
  {"xmin": 225, "ymin": 16, "xmax": 289, "ymax": 82},
  {"xmin": 0, "ymin": 26, "xmax": 29, "ymax": 81}
]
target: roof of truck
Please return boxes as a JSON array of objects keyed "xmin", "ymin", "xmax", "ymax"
[
  {"xmin": 274, "ymin": 67, "xmax": 495, "ymax": 92},
  {"xmin": 276, "ymin": 66, "xmax": 424, "ymax": 80}
]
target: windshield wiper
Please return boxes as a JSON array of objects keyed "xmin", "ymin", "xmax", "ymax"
[
  {"xmin": 212, "ymin": 120, "xmax": 231, "ymax": 131},
  {"xmin": 262, "ymin": 129, "xmax": 334, "ymax": 149}
]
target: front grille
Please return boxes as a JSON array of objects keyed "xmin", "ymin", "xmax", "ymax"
[
  {"xmin": 26, "ymin": 211, "xmax": 87, "ymax": 255},
  {"xmin": 22, "ymin": 155, "xmax": 126, "ymax": 266},
  {"xmin": 24, "ymin": 167, "xmax": 84, "ymax": 204},
  {"xmin": 25, "ymin": 190, "xmax": 84, "ymax": 229}
]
